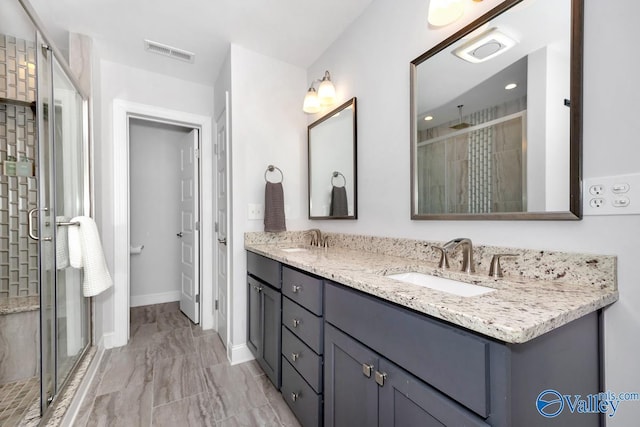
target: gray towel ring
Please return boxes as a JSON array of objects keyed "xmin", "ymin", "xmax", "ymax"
[
  {"xmin": 265, "ymin": 165, "xmax": 284, "ymax": 183},
  {"xmin": 331, "ymin": 171, "xmax": 346, "ymax": 187}
]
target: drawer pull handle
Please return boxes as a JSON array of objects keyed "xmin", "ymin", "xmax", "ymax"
[
  {"xmin": 291, "ymin": 392, "xmax": 300, "ymax": 402},
  {"xmin": 292, "ymin": 318, "xmax": 301, "ymax": 328},
  {"xmin": 291, "ymin": 352, "xmax": 300, "ymax": 362},
  {"xmin": 362, "ymin": 363, "xmax": 374, "ymax": 378},
  {"xmin": 292, "ymin": 285, "xmax": 301, "ymax": 293},
  {"xmin": 375, "ymin": 371, "xmax": 387, "ymax": 387}
]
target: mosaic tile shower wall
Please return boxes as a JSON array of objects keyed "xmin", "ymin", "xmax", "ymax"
[{"xmin": 0, "ymin": 34, "xmax": 39, "ymax": 299}]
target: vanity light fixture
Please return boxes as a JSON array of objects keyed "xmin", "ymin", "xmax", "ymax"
[
  {"xmin": 452, "ymin": 27, "xmax": 517, "ymax": 63},
  {"xmin": 428, "ymin": 0, "xmax": 464, "ymax": 27},
  {"xmin": 428, "ymin": 0, "xmax": 484, "ymax": 28},
  {"xmin": 303, "ymin": 70, "xmax": 337, "ymax": 114},
  {"xmin": 505, "ymin": 82, "xmax": 518, "ymax": 90}
]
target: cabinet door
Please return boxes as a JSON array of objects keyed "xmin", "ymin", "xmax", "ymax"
[
  {"xmin": 378, "ymin": 359, "xmax": 489, "ymax": 427},
  {"xmin": 324, "ymin": 324, "xmax": 378, "ymax": 427},
  {"xmin": 247, "ymin": 276, "xmax": 262, "ymax": 358},
  {"xmin": 260, "ymin": 283, "xmax": 281, "ymax": 388}
]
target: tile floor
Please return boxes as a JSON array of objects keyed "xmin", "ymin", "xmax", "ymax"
[
  {"xmin": 74, "ymin": 302, "xmax": 301, "ymax": 427},
  {"xmin": 0, "ymin": 376, "xmax": 39, "ymax": 426}
]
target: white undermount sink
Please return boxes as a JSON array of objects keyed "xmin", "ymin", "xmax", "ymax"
[
  {"xmin": 280, "ymin": 247, "xmax": 309, "ymax": 253},
  {"xmin": 386, "ymin": 272, "xmax": 495, "ymax": 297}
]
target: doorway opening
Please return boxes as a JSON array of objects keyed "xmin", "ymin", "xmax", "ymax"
[
  {"xmin": 128, "ymin": 119, "xmax": 200, "ymax": 323},
  {"xmin": 112, "ymin": 100, "xmax": 214, "ymax": 348}
]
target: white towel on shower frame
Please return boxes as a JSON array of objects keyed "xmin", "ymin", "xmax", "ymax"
[{"xmin": 68, "ymin": 216, "xmax": 113, "ymax": 297}]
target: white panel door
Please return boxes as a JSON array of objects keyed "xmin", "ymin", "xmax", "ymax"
[
  {"xmin": 179, "ymin": 129, "xmax": 200, "ymax": 323},
  {"xmin": 216, "ymin": 94, "xmax": 230, "ymax": 346}
]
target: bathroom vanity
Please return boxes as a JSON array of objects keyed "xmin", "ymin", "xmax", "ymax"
[{"xmin": 245, "ymin": 232, "xmax": 618, "ymax": 427}]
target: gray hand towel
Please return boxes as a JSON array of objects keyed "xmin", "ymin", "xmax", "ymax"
[
  {"xmin": 264, "ymin": 182, "xmax": 286, "ymax": 232},
  {"xmin": 330, "ymin": 185, "xmax": 348, "ymax": 216}
]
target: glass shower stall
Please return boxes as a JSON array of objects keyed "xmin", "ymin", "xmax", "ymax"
[{"xmin": 0, "ymin": 0, "xmax": 91, "ymax": 423}]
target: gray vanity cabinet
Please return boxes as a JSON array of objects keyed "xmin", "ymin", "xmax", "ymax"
[
  {"xmin": 325, "ymin": 281, "xmax": 601, "ymax": 427},
  {"xmin": 280, "ymin": 265, "xmax": 325, "ymax": 427},
  {"xmin": 246, "ymin": 252, "xmax": 282, "ymax": 388},
  {"xmin": 325, "ymin": 323, "xmax": 489, "ymax": 427}
]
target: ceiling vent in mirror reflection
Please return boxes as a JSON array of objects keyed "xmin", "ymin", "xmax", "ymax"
[
  {"xmin": 452, "ymin": 28, "xmax": 517, "ymax": 63},
  {"xmin": 144, "ymin": 39, "xmax": 195, "ymax": 63}
]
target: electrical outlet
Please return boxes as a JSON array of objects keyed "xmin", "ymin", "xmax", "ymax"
[
  {"xmin": 247, "ymin": 203, "xmax": 264, "ymax": 220},
  {"xmin": 584, "ymin": 173, "xmax": 640, "ymax": 215}
]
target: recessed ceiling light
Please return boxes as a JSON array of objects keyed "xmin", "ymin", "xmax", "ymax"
[
  {"xmin": 424, "ymin": 115, "xmax": 434, "ymax": 121},
  {"xmin": 505, "ymin": 83, "xmax": 517, "ymax": 90}
]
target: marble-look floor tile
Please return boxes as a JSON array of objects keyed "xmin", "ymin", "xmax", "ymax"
[
  {"xmin": 86, "ymin": 380, "xmax": 153, "ymax": 427},
  {"xmin": 152, "ymin": 392, "xmax": 217, "ymax": 427},
  {"xmin": 155, "ymin": 301, "xmax": 180, "ymax": 314},
  {"xmin": 216, "ymin": 404, "xmax": 280, "ymax": 427},
  {"xmin": 126, "ymin": 322, "xmax": 160, "ymax": 351},
  {"xmin": 131, "ymin": 305, "xmax": 157, "ymax": 326},
  {"xmin": 196, "ymin": 334, "xmax": 228, "ymax": 368},
  {"xmin": 97, "ymin": 347, "xmax": 152, "ymax": 396},
  {"xmin": 148, "ymin": 327, "xmax": 195, "ymax": 362},
  {"xmin": 153, "ymin": 353, "xmax": 208, "ymax": 406},
  {"xmin": 191, "ymin": 323, "xmax": 217, "ymax": 338},
  {"xmin": 255, "ymin": 375, "xmax": 301, "ymax": 427},
  {"xmin": 156, "ymin": 310, "xmax": 191, "ymax": 332},
  {"xmin": 79, "ymin": 303, "xmax": 299, "ymax": 426},
  {"xmin": 204, "ymin": 363, "xmax": 268, "ymax": 421}
]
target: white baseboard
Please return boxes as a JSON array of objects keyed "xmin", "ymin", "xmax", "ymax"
[
  {"xmin": 228, "ymin": 343, "xmax": 254, "ymax": 366},
  {"xmin": 130, "ymin": 291, "xmax": 180, "ymax": 307},
  {"xmin": 101, "ymin": 332, "xmax": 117, "ymax": 349}
]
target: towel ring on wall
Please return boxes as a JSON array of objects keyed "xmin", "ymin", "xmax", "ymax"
[
  {"xmin": 264, "ymin": 165, "xmax": 284, "ymax": 183},
  {"xmin": 331, "ymin": 171, "xmax": 346, "ymax": 187}
]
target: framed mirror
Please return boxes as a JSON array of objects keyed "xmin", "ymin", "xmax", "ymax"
[
  {"xmin": 410, "ymin": 0, "xmax": 582, "ymax": 220},
  {"xmin": 308, "ymin": 97, "xmax": 357, "ymax": 219}
]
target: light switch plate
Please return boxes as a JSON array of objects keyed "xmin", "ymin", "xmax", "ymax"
[{"xmin": 583, "ymin": 173, "xmax": 640, "ymax": 215}]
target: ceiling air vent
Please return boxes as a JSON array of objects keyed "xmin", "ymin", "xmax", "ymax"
[
  {"xmin": 452, "ymin": 28, "xmax": 516, "ymax": 64},
  {"xmin": 144, "ymin": 40, "xmax": 195, "ymax": 63}
]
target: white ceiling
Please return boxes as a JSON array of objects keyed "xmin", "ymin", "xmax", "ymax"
[{"xmin": 27, "ymin": 0, "xmax": 374, "ymax": 86}]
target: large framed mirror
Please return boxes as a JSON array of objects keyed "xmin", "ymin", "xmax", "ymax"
[
  {"xmin": 308, "ymin": 97, "xmax": 357, "ymax": 219},
  {"xmin": 410, "ymin": 0, "xmax": 582, "ymax": 220}
]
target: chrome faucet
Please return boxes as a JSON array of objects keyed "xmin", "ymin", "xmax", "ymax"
[{"xmin": 442, "ymin": 238, "xmax": 475, "ymax": 273}]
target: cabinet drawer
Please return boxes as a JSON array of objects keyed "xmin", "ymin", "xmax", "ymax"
[
  {"xmin": 325, "ymin": 282, "xmax": 490, "ymax": 418},
  {"xmin": 283, "ymin": 297, "xmax": 323, "ymax": 354},
  {"xmin": 247, "ymin": 252, "xmax": 281, "ymax": 289},
  {"xmin": 282, "ymin": 326, "xmax": 323, "ymax": 393},
  {"xmin": 282, "ymin": 266, "xmax": 323, "ymax": 315},
  {"xmin": 282, "ymin": 357, "xmax": 322, "ymax": 427}
]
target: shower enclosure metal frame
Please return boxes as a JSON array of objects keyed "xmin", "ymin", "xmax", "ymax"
[{"xmin": 17, "ymin": 0, "xmax": 94, "ymax": 418}]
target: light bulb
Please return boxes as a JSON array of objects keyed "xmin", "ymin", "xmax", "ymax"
[
  {"xmin": 303, "ymin": 87, "xmax": 321, "ymax": 114},
  {"xmin": 428, "ymin": 0, "xmax": 464, "ymax": 27}
]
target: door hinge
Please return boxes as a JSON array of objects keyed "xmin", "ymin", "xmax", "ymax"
[
  {"xmin": 214, "ymin": 144, "xmax": 218, "ymax": 155},
  {"xmin": 215, "ymin": 299, "xmax": 219, "ymax": 310},
  {"xmin": 195, "ymin": 148, "xmax": 200, "ymax": 158},
  {"xmin": 214, "ymin": 222, "xmax": 219, "ymax": 232},
  {"xmin": 196, "ymin": 294, "xmax": 200, "ymax": 304},
  {"xmin": 195, "ymin": 221, "xmax": 200, "ymax": 231}
]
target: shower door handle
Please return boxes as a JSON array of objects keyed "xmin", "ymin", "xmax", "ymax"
[{"xmin": 28, "ymin": 207, "xmax": 52, "ymax": 241}]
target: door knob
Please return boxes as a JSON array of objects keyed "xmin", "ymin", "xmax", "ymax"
[
  {"xmin": 176, "ymin": 232, "xmax": 183, "ymax": 238},
  {"xmin": 218, "ymin": 237, "xmax": 227, "ymax": 245}
]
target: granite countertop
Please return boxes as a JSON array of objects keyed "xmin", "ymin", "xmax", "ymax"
[{"xmin": 245, "ymin": 242, "xmax": 618, "ymax": 344}]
